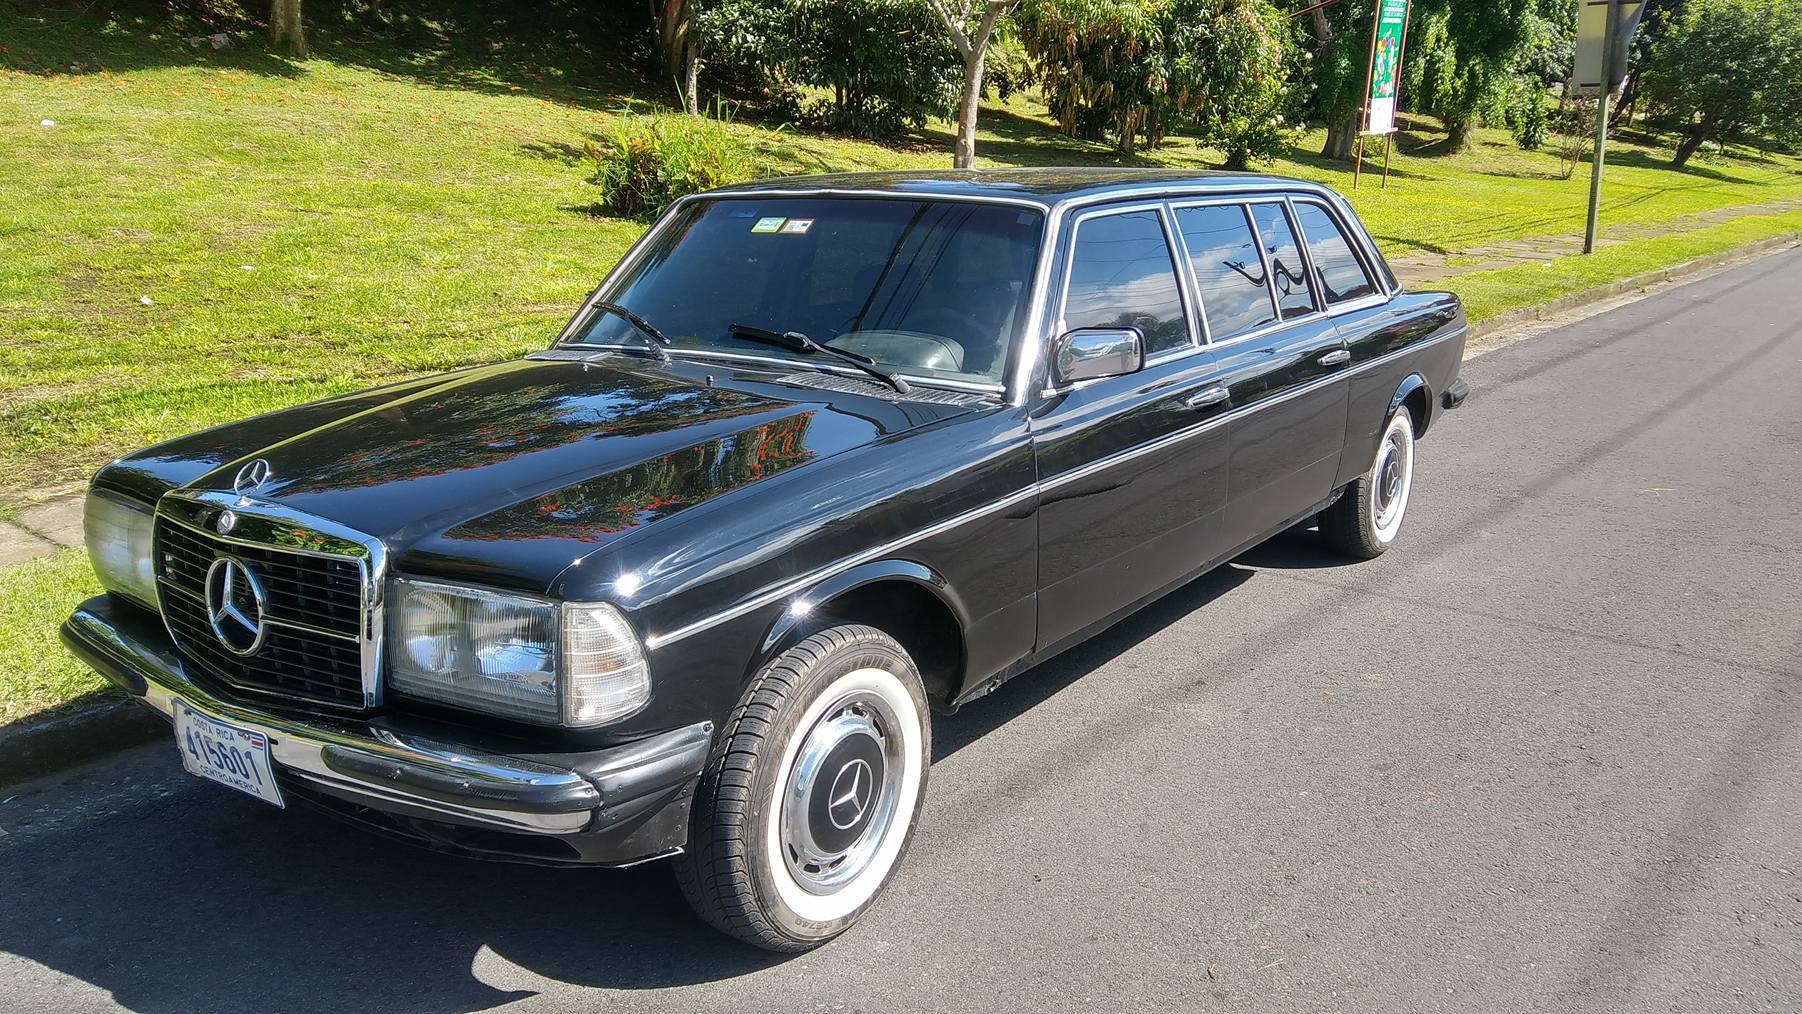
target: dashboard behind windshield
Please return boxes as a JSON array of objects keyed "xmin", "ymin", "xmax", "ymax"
[{"xmin": 574, "ymin": 196, "xmax": 1046, "ymax": 387}]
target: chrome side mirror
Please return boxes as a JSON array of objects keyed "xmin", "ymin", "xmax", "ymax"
[{"xmin": 1053, "ymin": 328, "xmax": 1144, "ymax": 385}]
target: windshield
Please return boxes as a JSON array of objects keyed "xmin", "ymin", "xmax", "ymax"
[{"xmin": 573, "ymin": 197, "xmax": 1045, "ymax": 387}]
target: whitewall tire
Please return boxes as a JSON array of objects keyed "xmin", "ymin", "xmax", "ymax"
[
  {"xmin": 674, "ymin": 624, "xmax": 929, "ymax": 951},
  {"xmin": 1320, "ymin": 408, "xmax": 1416, "ymax": 558}
]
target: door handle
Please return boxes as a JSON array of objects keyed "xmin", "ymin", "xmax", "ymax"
[
  {"xmin": 1318, "ymin": 349, "xmax": 1352, "ymax": 368},
  {"xmin": 1184, "ymin": 385, "xmax": 1230, "ymax": 410}
]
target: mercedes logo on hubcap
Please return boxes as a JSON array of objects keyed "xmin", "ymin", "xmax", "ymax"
[
  {"xmin": 232, "ymin": 458, "xmax": 273, "ymax": 496},
  {"xmin": 204, "ymin": 557, "xmax": 268, "ymax": 655},
  {"xmin": 827, "ymin": 758, "xmax": 875, "ymax": 831}
]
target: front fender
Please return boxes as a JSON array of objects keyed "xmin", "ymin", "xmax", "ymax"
[{"xmin": 755, "ymin": 559, "xmax": 971, "ymax": 662}]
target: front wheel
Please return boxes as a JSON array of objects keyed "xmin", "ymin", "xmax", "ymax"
[
  {"xmin": 1319, "ymin": 408, "xmax": 1416, "ymax": 558},
  {"xmin": 674, "ymin": 625, "xmax": 929, "ymax": 952}
]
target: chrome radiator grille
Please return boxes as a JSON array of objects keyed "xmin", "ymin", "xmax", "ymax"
[{"xmin": 154, "ymin": 502, "xmax": 378, "ymax": 711}]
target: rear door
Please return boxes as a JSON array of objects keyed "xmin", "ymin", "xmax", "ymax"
[
  {"xmin": 1031, "ymin": 202, "xmax": 1238, "ymax": 649},
  {"xmin": 1171, "ymin": 196, "xmax": 1350, "ymax": 550},
  {"xmin": 1286, "ymin": 198, "xmax": 1436, "ymax": 489}
]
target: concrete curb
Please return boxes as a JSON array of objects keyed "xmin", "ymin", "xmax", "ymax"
[
  {"xmin": 0, "ymin": 692, "xmax": 165, "ymax": 788},
  {"xmin": 3, "ymin": 231, "xmax": 1799, "ymax": 790},
  {"xmin": 1466, "ymin": 230, "xmax": 1802, "ymax": 344}
]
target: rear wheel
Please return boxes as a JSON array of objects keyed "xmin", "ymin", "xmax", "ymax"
[
  {"xmin": 674, "ymin": 625, "xmax": 929, "ymax": 952},
  {"xmin": 1319, "ymin": 408, "xmax": 1416, "ymax": 558}
]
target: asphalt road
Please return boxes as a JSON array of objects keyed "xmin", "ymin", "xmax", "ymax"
[{"xmin": 5, "ymin": 250, "xmax": 1802, "ymax": 1014}]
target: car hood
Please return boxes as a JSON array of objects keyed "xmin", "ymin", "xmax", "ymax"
[{"xmin": 182, "ymin": 357, "xmax": 977, "ymax": 590}]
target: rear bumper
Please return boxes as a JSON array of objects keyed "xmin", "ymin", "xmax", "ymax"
[
  {"xmin": 1442, "ymin": 376, "xmax": 1471, "ymax": 410},
  {"xmin": 60, "ymin": 596, "xmax": 709, "ymax": 866}
]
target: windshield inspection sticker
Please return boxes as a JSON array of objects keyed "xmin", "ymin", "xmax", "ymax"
[
  {"xmin": 779, "ymin": 218, "xmax": 814, "ymax": 234},
  {"xmin": 751, "ymin": 217, "xmax": 786, "ymax": 233}
]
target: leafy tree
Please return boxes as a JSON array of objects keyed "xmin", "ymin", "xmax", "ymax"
[
  {"xmin": 1018, "ymin": 0, "xmax": 1290, "ymax": 161},
  {"xmin": 1405, "ymin": 0, "xmax": 1536, "ymax": 151},
  {"xmin": 1297, "ymin": 0, "xmax": 1372, "ymax": 162},
  {"xmin": 1643, "ymin": 0, "xmax": 1802, "ymax": 166},
  {"xmin": 1171, "ymin": 0, "xmax": 1292, "ymax": 168},
  {"xmin": 926, "ymin": 1, "xmax": 1019, "ymax": 168},
  {"xmin": 693, "ymin": 0, "xmax": 961, "ymax": 137},
  {"xmin": 1017, "ymin": 0, "xmax": 1170, "ymax": 150}
]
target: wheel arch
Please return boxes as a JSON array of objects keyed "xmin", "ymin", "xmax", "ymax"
[
  {"xmin": 1389, "ymin": 373, "xmax": 1434, "ymax": 436},
  {"xmin": 753, "ymin": 560, "xmax": 971, "ymax": 709}
]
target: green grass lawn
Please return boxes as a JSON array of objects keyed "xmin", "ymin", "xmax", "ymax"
[
  {"xmin": 2, "ymin": 1, "xmax": 1801, "ymax": 725},
  {"xmin": 0, "ymin": 550, "xmax": 106, "ymax": 724}
]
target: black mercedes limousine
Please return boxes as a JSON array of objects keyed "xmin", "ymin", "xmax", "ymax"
[{"xmin": 64, "ymin": 168, "xmax": 1467, "ymax": 951}]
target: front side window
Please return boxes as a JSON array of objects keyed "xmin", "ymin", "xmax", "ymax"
[
  {"xmin": 577, "ymin": 197, "xmax": 1044, "ymax": 385},
  {"xmin": 1061, "ymin": 209, "xmax": 1190, "ymax": 355},
  {"xmin": 1174, "ymin": 203, "xmax": 1277, "ymax": 341},
  {"xmin": 1248, "ymin": 203, "xmax": 1317, "ymax": 320},
  {"xmin": 1293, "ymin": 202, "xmax": 1377, "ymax": 304}
]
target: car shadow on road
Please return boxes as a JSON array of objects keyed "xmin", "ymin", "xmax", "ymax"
[
  {"xmin": 0, "ymin": 562, "xmax": 1271, "ymax": 1011},
  {"xmin": 1231, "ymin": 524, "xmax": 1367, "ymax": 571}
]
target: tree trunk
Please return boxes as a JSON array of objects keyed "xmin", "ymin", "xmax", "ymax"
[
  {"xmin": 1672, "ymin": 124, "xmax": 1708, "ymax": 168},
  {"xmin": 682, "ymin": 44, "xmax": 701, "ymax": 116},
  {"xmin": 1305, "ymin": 5, "xmax": 1358, "ymax": 162},
  {"xmin": 953, "ymin": 50, "xmax": 987, "ymax": 169},
  {"xmin": 270, "ymin": 0, "xmax": 305, "ymax": 58},
  {"xmin": 928, "ymin": 1, "xmax": 1012, "ymax": 169},
  {"xmin": 1444, "ymin": 112, "xmax": 1477, "ymax": 152},
  {"xmin": 1321, "ymin": 114, "xmax": 1359, "ymax": 161}
]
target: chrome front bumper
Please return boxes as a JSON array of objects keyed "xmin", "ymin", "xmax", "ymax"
[{"xmin": 62, "ymin": 597, "xmax": 708, "ymax": 854}]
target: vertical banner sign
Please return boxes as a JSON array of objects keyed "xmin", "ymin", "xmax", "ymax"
[{"xmin": 1364, "ymin": 0, "xmax": 1410, "ymax": 135}]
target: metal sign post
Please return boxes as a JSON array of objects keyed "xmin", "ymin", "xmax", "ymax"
[
  {"xmin": 1583, "ymin": 0, "xmax": 1618, "ymax": 254},
  {"xmin": 1353, "ymin": 0, "xmax": 1411, "ymax": 190},
  {"xmin": 1575, "ymin": 0, "xmax": 1646, "ymax": 253}
]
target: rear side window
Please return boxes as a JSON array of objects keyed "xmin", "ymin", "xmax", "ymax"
[
  {"xmin": 1062, "ymin": 209, "xmax": 1190, "ymax": 355},
  {"xmin": 1293, "ymin": 203, "xmax": 1377, "ymax": 303},
  {"xmin": 1248, "ymin": 203, "xmax": 1316, "ymax": 320},
  {"xmin": 1173, "ymin": 203, "xmax": 1277, "ymax": 341}
]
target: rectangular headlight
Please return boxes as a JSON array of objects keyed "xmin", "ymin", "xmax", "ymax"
[
  {"xmin": 84, "ymin": 489, "xmax": 159, "ymax": 609},
  {"xmin": 387, "ymin": 577, "xmax": 651, "ymax": 727}
]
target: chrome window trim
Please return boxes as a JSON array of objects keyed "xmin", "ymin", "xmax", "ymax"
[
  {"xmin": 555, "ymin": 190, "xmax": 1052, "ymax": 403},
  {"xmin": 155, "ymin": 490, "xmax": 388, "ymax": 710},
  {"xmin": 556, "ymin": 344, "xmax": 1009, "ymax": 395},
  {"xmin": 1167, "ymin": 194, "xmax": 1333, "ymax": 346},
  {"xmin": 1326, "ymin": 292, "xmax": 1392, "ymax": 316},
  {"xmin": 1287, "ymin": 195, "xmax": 1385, "ymax": 309},
  {"xmin": 552, "ymin": 179, "xmax": 1390, "ymax": 408},
  {"xmin": 646, "ymin": 324, "xmax": 1466, "ymax": 648},
  {"xmin": 1010, "ymin": 199, "xmax": 1065, "ymax": 405},
  {"xmin": 1044, "ymin": 200, "xmax": 1199, "ymax": 391}
]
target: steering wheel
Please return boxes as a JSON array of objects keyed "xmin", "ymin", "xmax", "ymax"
[{"xmin": 903, "ymin": 306, "xmax": 988, "ymax": 341}]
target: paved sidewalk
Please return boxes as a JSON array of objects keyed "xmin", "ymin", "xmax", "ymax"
[
  {"xmin": 0, "ymin": 496, "xmax": 83, "ymax": 567},
  {"xmin": 1389, "ymin": 195, "xmax": 1802, "ymax": 286}
]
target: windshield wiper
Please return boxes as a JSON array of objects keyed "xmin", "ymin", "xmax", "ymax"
[
  {"xmin": 726, "ymin": 323, "xmax": 911, "ymax": 394},
  {"xmin": 590, "ymin": 301, "xmax": 672, "ymax": 362}
]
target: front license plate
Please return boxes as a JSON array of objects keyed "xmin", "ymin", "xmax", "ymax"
[{"xmin": 174, "ymin": 701, "xmax": 285, "ymax": 808}]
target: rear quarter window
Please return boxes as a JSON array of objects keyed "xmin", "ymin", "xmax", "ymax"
[{"xmin": 1293, "ymin": 202, "xmax": 1378, "ymax": 304}]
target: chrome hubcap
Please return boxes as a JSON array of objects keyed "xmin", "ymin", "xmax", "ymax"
[
  {"xmin": 781, "ymin": 689, "xmax": 905, "ymax": 895},
  {"xmin": 1370, "ymin": 423, "xmax": 1413, "ymax": 535}
]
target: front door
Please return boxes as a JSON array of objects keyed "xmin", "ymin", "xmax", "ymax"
[{"xmin": 1031, "ymin": 203, "xmax": 1238, "ymax": 650}]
